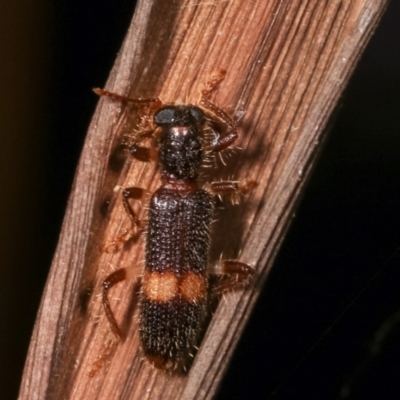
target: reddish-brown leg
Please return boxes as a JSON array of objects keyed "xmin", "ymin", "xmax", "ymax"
[
  {"xmin": 207, "ymin": 178, "xmax": 256, "ymax": 292},
  {"xmin": 89, "ymin": 268, "xmax": 130, "ymax": 377},
  {"xmin": 94, "ymin": 87, "xmax": 162, "ymax": 159},
  {"xmin": 103, "ymin": 187, "xmax": 145, "ymax": 253},
  {"xmin": 209, "ymin": 260, "xmax": 255, "ymax": 294},
  {"xmin": 102, "ymin": 269, "xmax": 127, "ymax": 338},
  {"xmin": 102, "ymin": 266, "xmax": 139, "ymax": 338},
  {"xmin": 206, "ymin": 180, "xmax": 257, "ymax": 204},
  {"xmin": 93, "ymin": 88, "xmax": 162, "ymax": 109},
  {"xmin": 99, "ymin": 88, "xmax": 162, "ymax": 253},
  {"xmin": 128, "ymin": 142, "xmax": 158, "ymax": 162},
  {"xmin": 199, "ymin": 69, "xmax": 238, "ymax": 152}
]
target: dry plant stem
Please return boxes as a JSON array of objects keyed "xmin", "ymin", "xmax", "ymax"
[{"xmin": 19, "ymin": 0, "xmax": 388, "ymax": 399}]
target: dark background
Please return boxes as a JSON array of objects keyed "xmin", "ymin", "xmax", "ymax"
[{"xmin": 1, "ymin": 1, "xmax": 399, "ymax": 399}]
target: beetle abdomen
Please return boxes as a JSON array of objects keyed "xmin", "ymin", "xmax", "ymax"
[{"xmin": 139, "ymin": 187, "xmax": 213, "ymax": 369}]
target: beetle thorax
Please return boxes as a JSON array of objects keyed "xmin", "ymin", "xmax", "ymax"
[{"xmin": 159, "ymin": 126, "xmax": 203, "ymax": 180}]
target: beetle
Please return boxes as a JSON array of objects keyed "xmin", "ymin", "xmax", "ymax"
[{"xmin": 94, "ymin": 70, "xmax": 255, "ymax": 371}]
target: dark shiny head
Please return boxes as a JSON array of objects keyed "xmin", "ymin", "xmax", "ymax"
[{"xmin": 154, "ymin": 105, "xmax": 204, "ymax": 127}]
